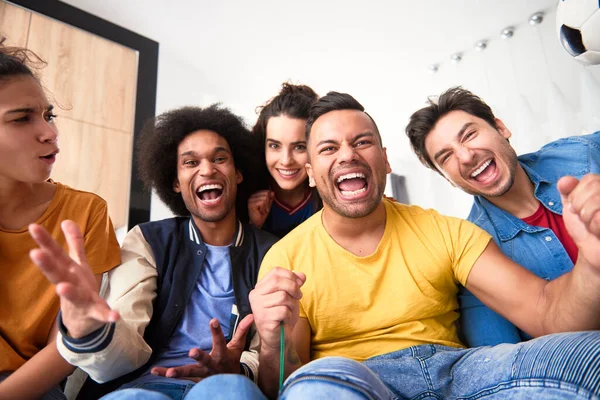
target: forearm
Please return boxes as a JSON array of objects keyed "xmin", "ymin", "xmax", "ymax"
[
  {"xmin": 539, "ymin": 260, "xmax": 600, "ymax": 334},
  {"xmin": 258, "ymin": 344, "xmax": 304, "ymax": 400},
  {"xmin": 0, "ymin": 342, "xmax": 75, "ymax": 400},
  {"xmin": 57, "ymin": 317, "xmax": 152, "ymax": 383}
]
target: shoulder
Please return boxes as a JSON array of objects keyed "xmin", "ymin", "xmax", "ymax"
[
  {"xmin": 244, "ymin": 223, "xmax": 279, "ymax": 250},
  {"xmin": 56, "ymin": 182, "xmax": 109, "ymax": 209},
  {"xmin": 466, "ymin": 197, "xmax": 489, "ymax": 226},
  {"xmin": 519, "ymin": 133, "xmax": 600, "ymax": 169},
  {"xmin": 137, "ymin": 217, "xmax": 188, "ymax": 242}
]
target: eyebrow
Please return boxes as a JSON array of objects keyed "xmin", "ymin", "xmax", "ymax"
[
  {"xmin": 6, "ymin": 105, "xmax": 54, "ymax": 115},
  {"xmin": 180, "ymin": 146, "xmax": 231, "ymax": 157},
  {"xmin": 267, "ymin": 138, "xmax": 306, "ymax": 145},
  {"xmin": 433, "ymin": 122, "xmax": 475, "ymax": 162},
  {"xmin": 316, "ymin": 131, "xmax": 376, "ymax": 148}
]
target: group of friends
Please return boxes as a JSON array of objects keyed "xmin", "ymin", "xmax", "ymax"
[{"xmin": 1, "ymin": 43, "xmax": 600, "ymax": 400}]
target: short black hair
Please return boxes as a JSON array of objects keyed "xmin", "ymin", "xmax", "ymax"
[
  {"xmin": 137, "ymin": 105, "xmax": 263, "ymax": 222},
  {"xmin": 406, "ymin": 86, "xmax": 498, "ymax": 171},
  {"xmin": 305, "ymin": 91, "xmax": 382, "ymax": 145}
]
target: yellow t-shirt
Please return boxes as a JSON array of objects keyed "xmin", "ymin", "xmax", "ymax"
[
  {"xmin": 258, "ymin": 199, "xmax": 491, "ymax": 361},
  {"xmin": 0, "ymin": 182, "xmax": 121, "ymax": 372}
]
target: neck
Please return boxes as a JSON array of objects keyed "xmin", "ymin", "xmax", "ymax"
[
  {"xmin": 322, "ymin": 199, "xmax": 387, "ymax": 241},
  {"xmin": 485, "ymin": 165, "xmax": 539, "ymax": 218},
  {"xmin": 272, "ymin": 180, "xmax": 308, "ymax": 208},
  {"xmin": 193, "ymin": 209, "xmax": 238, "ymax": 246},
  {"xmin": 0, "ymin": 179, "xmax": 48, "ymax": 210}
]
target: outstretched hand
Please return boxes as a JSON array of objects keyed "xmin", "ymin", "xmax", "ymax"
[
  {"xmin": 151, "ymin": 314, "xmax": 255, "ymax": 382},
  {"xmin": 558, "ymin": 175, "xmax": 600, "ymax": 269},
  {"xmin": 28, "ymin": 220, "xmax": 119, "ymax": 338}
]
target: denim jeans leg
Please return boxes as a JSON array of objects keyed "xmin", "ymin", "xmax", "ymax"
[
  {"xmin": 280, "ymin": 356, "xmax": 394, "ymax": 400},
  {"xmin": 184, "ymin": 374, "xmax": 267, "ymax": 400},
  {"xmin": 446, "ymin": 331, "xmax": 600, "ymax": 399},
  {"xmin": 100, "ymin": 388, "xmax": 172, "ymax": 400}
]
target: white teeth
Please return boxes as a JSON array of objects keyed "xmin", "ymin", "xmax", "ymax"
[
  {"xmin": 471, "ymin": 160, "xmax": 492, "ymax": 178},
  {"xmin": 197, "ymin": 184, "xmax": 223, "ymax": 193},
  {"xmin": 336, "ymin": 172, "xmax": 366, "ymax": 183},
  {"xmin": 340, "ymin": 187, "xmax": 367, "ymax": 196},
  {"xmin": 278, "ymin": 169, "xmax": 299, "ymax": 176}
]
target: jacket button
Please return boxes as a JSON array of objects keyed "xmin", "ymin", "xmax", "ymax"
[
  {"xmin": 545, "ymin": 236, "xmax": 552, "ymax": 242},
  {"xmin": 548, "ymin": 201, "xmax": 554, "ymax": 206},
  {"xmin": 197, "ymin": 250, "xmax": 202, "ymax": 255}
]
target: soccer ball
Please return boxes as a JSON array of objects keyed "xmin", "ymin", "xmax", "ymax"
[{"xmin": 556, "ymin": 0, "xmax": 600, "ymax": 65}]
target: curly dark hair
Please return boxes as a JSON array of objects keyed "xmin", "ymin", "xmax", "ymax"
[
  {"xmin": 406, "ymin": 86, "xmax": 498, "ymax": 172},
  {"xmin": 137, "ymin": 105, "xmax": 263, "ymax": 222}
]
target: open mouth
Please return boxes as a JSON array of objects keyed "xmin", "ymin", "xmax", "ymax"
[
  {"xmin": 469, "ymin": 159, "xmax": 497, "ymax": 183},
  {"xmin": 39, "ymin": 150, "xmax": 59, "ymax": 165},
  {"xmin": 336, "ymin": 172, "xmax": 368, "ymax": 199},
  {"xmin": 196, "ymin": 183, "xmax": 223, "ymax": 204},
  {"xmin": 276, "ymin": 169, "xmax": 300, "ymax": 179}
]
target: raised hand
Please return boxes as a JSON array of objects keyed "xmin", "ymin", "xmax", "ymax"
[
  {"xmin": 248, "ymin": 190, "xmax": 274, "ymax": 228},
  {"xmin": 249, "ymin": 267, "xmax": 306, "ymax": 351},
  {"xmin": 558, "ymin": 175, "xmax": 600, "ymax": 269},
  {"xmin": 150, "ymin": 314, "xmax": 254, "ymax": 382},
  {"xmin": 28, "ymin": 220, "xmax": 119, "ymax": 338}
]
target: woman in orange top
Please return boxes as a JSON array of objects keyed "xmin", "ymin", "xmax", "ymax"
[{"xmin": 0, "ymin": 45, "xmax": 121, "ymax": 399}]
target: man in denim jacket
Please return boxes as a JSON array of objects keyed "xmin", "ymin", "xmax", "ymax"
[{"xmin": 406, "ymin": 86, "xmax": 600, "ymax": 347}]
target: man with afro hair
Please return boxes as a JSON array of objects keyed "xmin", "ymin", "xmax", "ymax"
[{"xmin": 29, "ymin": 105, "xmax": 277, "ymax": 399}]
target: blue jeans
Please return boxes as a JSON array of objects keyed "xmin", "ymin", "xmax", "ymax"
[
  {"xmin": 100, "ymin": 382, "xmax": 196, "ymax": 400},
  {"xmin": 193, "ymin": 331, "xmax": 600, "ymax": 399},
  {"xmin": 191, "ymin": 361, "xmax": 391, "ymax": 400}
]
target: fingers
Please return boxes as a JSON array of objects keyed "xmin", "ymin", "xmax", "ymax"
[
  {"xmin": 557, "ymin": 176, "xmax": 580, "ymax": 206},
  {"xmin": 62, "ymin": 220, "xmax": 90, "ymax": 267},
  {"xmin": 28, "ymin": 224, "xmax": 76, "ymax": 277},
  {"xmin": 151, "ymin": 365, "xmax": 211, "ymax": 380},
  {"xmin": 560, "ymin": 175, "xmax": 600, "ymax": 235},
  {"xmin": 208, "ymin": 319, "xmax": 227, "ymax": 361},
  {"xmin": 55, "ymin": 282, "xmax": 120, "ymax": 323},
  {"xmin": 29, "ymin": 247, "xmax": 75, "ymax": 285},
  {"xmin": 254, "ymin": 267, "xmax": 304, "ymax": 299},
  {"xmin": 227, "ymin": 314, "xmax": 254, "ymax": 349}
]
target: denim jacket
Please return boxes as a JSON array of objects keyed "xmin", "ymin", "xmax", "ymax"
[{"xmin": 459, "ymin": 132, "xmax": 600, "ymax": 347}]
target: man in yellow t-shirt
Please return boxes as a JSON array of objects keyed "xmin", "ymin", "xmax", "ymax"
[{"xmin": 215, "ymin": 91, "xmax": 600, "ymax": 400}]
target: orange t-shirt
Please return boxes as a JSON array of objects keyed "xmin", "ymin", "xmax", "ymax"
[{"xmin": 0, "ymin": 182, "xmax": 121, "ymax": 372}]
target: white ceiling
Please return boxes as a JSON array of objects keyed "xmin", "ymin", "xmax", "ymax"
[
  {"xmin": 60, "ymin": 0, "xmax": 557, "ymax": 77},
  {"xmin": 58, "ymin": 0, "xmax": 560, "ymax": 132}
]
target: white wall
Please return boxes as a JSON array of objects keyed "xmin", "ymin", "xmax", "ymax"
[{"xmin": 60, "ymin": 1, "xmax": 600, "ymax": 221}]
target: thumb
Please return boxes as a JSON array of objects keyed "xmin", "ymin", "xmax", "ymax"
[
  {"xmin": 557, "ymin": 176, "xmax": 579, "ymax": 208},
  {"xmin": 228, "ymin": 314, "xmax": 254, "ymax": 349},
  {"xmin": 293, "ymin": 271, "xmax": 307, "ymax": 286}
]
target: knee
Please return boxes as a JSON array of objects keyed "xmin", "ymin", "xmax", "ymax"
[
  {"xmin": 281, "ymin": 357, "xmax": 391, "ymax": 400},
  {"xmin": 289, "ymin": 356, "xmax": 366, "ymax": 377},
  {"xmin": 100, "ymin": 388, "xmax": 171, "ymax": 400},
  {"xmin": 185, "ymin": 374, "xmax": 264, "ymax": 399}
]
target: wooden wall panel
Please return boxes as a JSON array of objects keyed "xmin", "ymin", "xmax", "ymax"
[
  {"xmin": 27, "ymin": 13, "xmax": 138, "ymax": 133},
  {"xmin": 52, "ymin": 118, "xmax": 132, "ymax": 230},
  {"xmin": 0, "ymin": 1, "xmax": 31, "ymax": 47}
]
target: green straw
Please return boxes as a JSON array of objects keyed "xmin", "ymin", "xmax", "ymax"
[{"xmin": 279, "ymin": 322, "xmax": 285, "ymax": 389}]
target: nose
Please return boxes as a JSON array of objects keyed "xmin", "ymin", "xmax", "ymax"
[
  {"xmin": 455, "ymin": 145, "xmax": 475, "ymax": 164},
  {"xmin": 337, "ymin": 143, "xmax": 358, "ymax": 164},
  {"xmin": 39, "ymin": 119, "xmax": 58, "ymax": 144},
  {"xmin": 198, "ymin": 159, "xmax": 215, "ymax": 176},
  {"xmin": 280, "ymin": 148, "xmax": 293, "ymax": 166}
]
